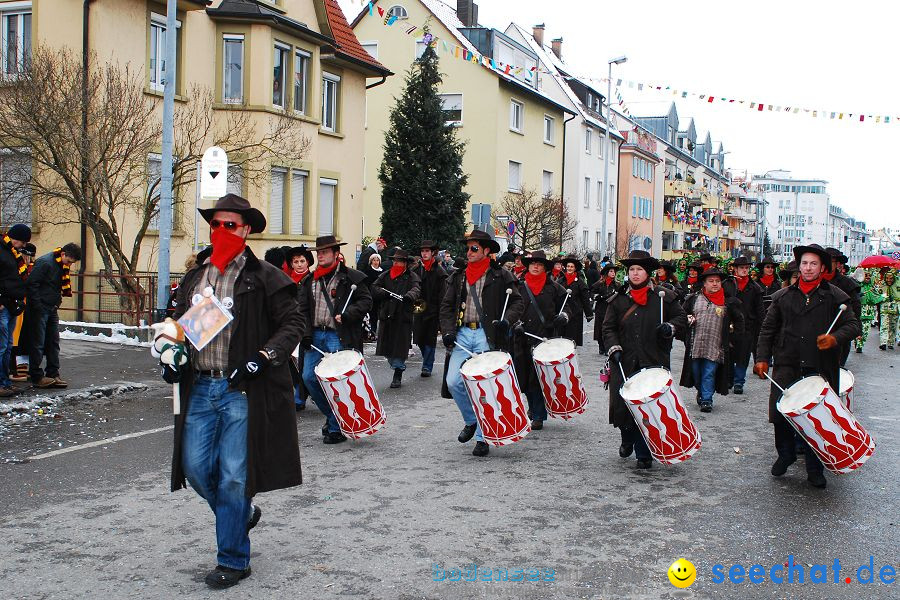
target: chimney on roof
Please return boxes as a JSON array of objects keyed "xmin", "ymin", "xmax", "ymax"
[
  {"xmin": 457, "ymin": 0, "xmax": 478, "ymax": 27},
  {"xmin": 532, "ymin": 23, "xmax": 545, "ymax": 46},
  {"xmin": 551, "ymin": 37, "xmax": 563, "ymax": 60}
]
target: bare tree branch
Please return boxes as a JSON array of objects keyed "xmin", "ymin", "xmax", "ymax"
[{"xmin": 492, "ymin": 187, "xmax": 578, "ymax": 252}]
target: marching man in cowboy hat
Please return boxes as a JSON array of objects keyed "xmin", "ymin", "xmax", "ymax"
[
  {"xmin": 372, "ymin": 249, "xmax": 421, "ymax": 388},
  {"xmin": 756, "ymin": 256, "xmax": 781, "ymax": 311},
  {"xmin": 163, "ymin": 194, "xmax": 303, "ymax": 588},
  {"xmin": 439, "ymin": 230, "xmax": 524, "ymax": 457},
  {"xmin": 297, "ymin": 235, "xmax": 373, "ymax": 444},
  {"xmin": 555, "ymin": 256, "xmax": 592, "ymax": 347},
  {"xmin": 723, "ymin": 256, "xmax": 764, "ymax": 395},
  {"xmin": 512, "ymin": 250, "xmax": 573, "ymax": 430},
  {"xmin": 412, "ymin": 240, "xmax": 448, "ymax": 378},
  {"xmin": 602, "ymin": 250, "xmax": 687, "ymax": 469},
  {"xmin": 824, "ymin": 247, "xmax": 861, "ymax": 365},
  {"xmin": 680, "ymin": 267, "xmax": 744, "ymax": 412},
  {"xmin": 590, "ymin": 263, "xmax": 618, "ymax": 354},
  {"xmin": 754, "ymin": 243, "xmax": 860, "ymax": 489}
]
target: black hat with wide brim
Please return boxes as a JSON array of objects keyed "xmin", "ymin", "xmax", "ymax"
[
  {"xmin": 420, "ymin": 240, "xmax": 440, "ymax": 251},
  {"xmin": 522, "ymin": 250, "xmax": 554, "ymax": 270},
  {"xmin": 793, "ymin": 244, "xmax": 832, "ymax": 272},
  {"xmin": 286, "ymin": 245, "xmax": 314, "ymax": 265},
  {"xmin": 698, "ymin": 266, "xmax": 728, "ymax": 281},
  {"xmin": 561, "ymin": 256, "xmax": 583, "ymax": 271},
  {"xmin": 198, "ymin": 193, "xmax": 266, "ymax": 234},
  {"xmin": 757, "ymin": 256, "xmax": 778, "ymax": 268},
  {"xmin": 733, "ymin": 256, "xmax": 753, "ymax": 267},
  {"xmin": 619, "ymin": 250, "xmax": 660, "ymax": 273},
  {"xmin": 779, "ymin": 261, "xmax": 798, "ymax": 280},
  {"xmin": 600, "ymin": 263, "xmax": 617, "ymax": 276},
  {"xmin": 825, "ymin": 247, "xmax": 849, "ymax": 264},
  {"xmin": 460, "ymin": 230, "xmax": 500, "ymax": 254}
]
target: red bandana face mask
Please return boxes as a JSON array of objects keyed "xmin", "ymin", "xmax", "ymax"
[{"xmin": 209, "ymin": 228, "xmax": 247, "ymax": 274}]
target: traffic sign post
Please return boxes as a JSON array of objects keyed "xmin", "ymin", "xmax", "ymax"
[{"xmin": 200, "ymin": 146, "xmax": 228, "ymax": 200}]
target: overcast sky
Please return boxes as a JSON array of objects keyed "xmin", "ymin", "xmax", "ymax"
[{"xmin": 341, "ymin": 0, "xmax": 899, "ymax": 230}]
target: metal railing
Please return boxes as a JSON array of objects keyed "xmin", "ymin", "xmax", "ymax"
[{"xmin": 57, "ymin": 271, "xmax": 183, "ymax": 325}]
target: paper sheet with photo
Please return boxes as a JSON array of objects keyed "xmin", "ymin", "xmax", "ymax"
[{"xmin": 177, "ymin": 295, "xmax": 234, "ymax": 351}]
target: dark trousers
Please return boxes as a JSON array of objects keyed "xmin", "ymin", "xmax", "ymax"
[
  {"xmin": 620, "ymin": 423, "xmax": 651, "ymax": 461},
  {"xmin": 29, "ymin": 307, "xmax": 60, "ymax": 382},
  {"xmin": 774, "ymin": 413, "xmax": 824, "ymax": 474}
]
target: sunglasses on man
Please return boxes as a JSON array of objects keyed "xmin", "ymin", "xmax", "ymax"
[
  {"xmin": 210, "ymin": 219, "xmax": 243, "ymax": 231},
  {"xmin": 467, "ymin": 244, "xmax": 481, "ymax": 253}
]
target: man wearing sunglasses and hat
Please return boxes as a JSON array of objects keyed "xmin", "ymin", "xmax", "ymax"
[
  {"xmin": 722, "ymin": 256, "xmax": 764, "ymax": 395},
  {"xmin": 755, "ymin": 244, "xmax": 860, "ymax": 489},
  {"xmin": 824, "ymin": 248, "xmax": 861, "ymax": 366},
  {"xmin": 297, "ymin": 235, "xmax": 373, "ymax": 443},
  {"xmin": 165, "ymin": 194, "xmax": 303, "ymax": 588},
  {"xmin": 602, "ymin": 250, "xmax": 687, "ymax": 469},
  {"xmin": 439, "ymin": 230, "xmax": 524, "ymax": 457},
  {"xmin": 412, "ymin": 240, "xmax": 448, "ymax": 378}
]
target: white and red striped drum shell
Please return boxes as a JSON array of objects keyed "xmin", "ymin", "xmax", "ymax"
[
  {"xmin": 777, "ymin": 375, "xmax": 874, "ymax": 474},
  {"xmin": 459, "ymin": 351, "xmax": 530, "ymax": 447},
  {"xmin": 314, "ymin": 350, "xmax": 386, "ymax": 439},
  {"xmin": 838, "ymin": 368, "xmax": 854, "ymax": 413},
  {"xmin": 531, "ymin": 338, "xmax": 588, "ymax": 420},
  {"xmin": 619, "ymin": 367, "xmax": 702, "ymax": 464}
]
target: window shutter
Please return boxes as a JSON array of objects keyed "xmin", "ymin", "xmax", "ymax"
[
  {"xmin": 318, "ymin": 178, "xmax": 336, "ymax": 236},
  {"xmin": 290, "ymin": 171, "xmax": 307, "ymax": 235},
  {"xmin": 269, "ymin": 168, "xmax": 286, "ymax": 234}
]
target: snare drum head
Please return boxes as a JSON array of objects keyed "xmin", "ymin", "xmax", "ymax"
[
  {"xmin": 620, "ymin": 367, "xmax": 672, "ymax": 401},
  {"xmin": 779, "ymin": 375, "xmax": 828, "ymax": 412},
  {"xmin": 315, "ymin": 350, "xmax": 362, "ymax": 378},
  {"xmin": 459, "ymin": 351, "xmax": 510, "ymax": 377},
  {"xmin": 839, "ymin": 369, "xmax": 854, "ymax": 394},
  {"xmin": 532, "ymin": 338, "xmax": 575, "ymax": 363}
]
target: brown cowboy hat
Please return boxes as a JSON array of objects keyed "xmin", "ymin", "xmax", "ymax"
[
  {"xmin": 522, "ymin": 250, "xmax": 553, "ymax": 270},
  {"xmin": 420, "ymin": 240, "xmax": 439, "ymax": 251},
  {"xmin": 314, "ymin": 235, "xmax": 347, "ymax": 251},
  {"xmin": 561, "ymin": 256, "xmax": 583, "ymax": 271},
  {"xmin": 198, "ymin": 193, "xmax": 266, "ymax": 234},
  {"xmin": 793, "ymin": 244, "xmax": 832, "ymax": 272},
  {"xmin": 460, "ymin": 230, "xmax": 501, "ymax": 254},
  {"xmin": 619, "ymin": 250, "xmax": 660, "ymax": 273},
  {"xmin": 392, "ymin": 249, "xmax": 410, "ymax": 261}
]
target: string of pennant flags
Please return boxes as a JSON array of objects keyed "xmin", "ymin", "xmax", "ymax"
[{"xmin": 356, "ymin": 1, "xmax": 898, "ymax": 125}]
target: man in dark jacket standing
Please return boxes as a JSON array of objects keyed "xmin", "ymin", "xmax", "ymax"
[
  {"xmin": 297, "ymin": 236, "xmax": 372, "ymax": 444},
  {"xmin": 723, "ymin": 256, "xmax": 763, "ymax": 394},
  {"xmin": 412, "ymin": 241, "xmax": 447, "ymax": 378},
  {"xmin": 824, "ymin": 248, "xmax": 861, "ymax": 366},
  {"xmin": 754, "ymin": 244, "xmax": 861, "ymax": 489},
  {"xmin": 372, "ymin": 249, "xmax": 421, "ymax": 388},
  {"xmin": 0, "ymin": 224, "xmax": 31, "ymax": 396},
  {"xmin": 556, "ymin": 257, "xmax": 592, "ymax": 346},
  {"xmin": 590, "ymin": 264, "xmax": 618, "ymax": 354},
  {"xmin": 439, "ymin": 230, "xmax": 524, "ymax": 457},
  {"xmin": 27, "ymin": 241, "xmax": 81, "ymax": 389},
  {"xmin": 164, "ymin": 194, "xmax": 303, "ymax": 588}
]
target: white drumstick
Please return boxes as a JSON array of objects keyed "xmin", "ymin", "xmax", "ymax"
[
  {"xmin": 173, "ymin": 385, "xmax": 180, "ymax": 415},
  {"xmin": 499, "ymin": 287, "xmax": 512, "ymax": 322},
  {"xmin": 523, "ymin": 331, "xmax": 548, "ymax": 343},
  {"xmin": 341, "ymin": 284, "xmax": 357, "ymax": 314},
  {"xmin": 658, "ymin": 290, "xmax": 666, "ymax": 324},
  {"xmin": 310, "ymin": 344, "xmax": 329, "ymax": 356},
  {"xmin": 617, "ymin": 361, "xmax": 627, "ymax": 382},
  {"xmin": 558, "ymin": 288, "xmax": 572, "ymax": 316},
  {"xmin": 824, "ymin": 304, "xmax": 847, "ymax": 336},
  {"xmin": 387, "ymin": 290, "xmax": 404, "ymax": 301},
  {"xmin": 455, "ymin": 343, "xmax": 476, "ymax": 358},
  {"xmin": 762, "ymin": 369, "xmax": 785, "ymax": 393}
]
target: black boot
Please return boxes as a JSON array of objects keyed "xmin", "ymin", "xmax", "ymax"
[
  {"xmin": 807, "ymin": 471, "xmax": 827, "ymax": 488},
  {"xmin": 472, "ymin": 441, "xmax": 490, "ymax": 457},
  {"xmin": 390, "ymin": 368, "xmax": 403, "ymax": 388},
  {"xmin": 771, "ymin": 456, "xmax": 795, "ymax": 476}
]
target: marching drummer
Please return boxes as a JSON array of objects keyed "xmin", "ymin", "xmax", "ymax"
[
  {"xmin": 412, "ymin": 240, "xmax": 448, "ymax": 378},
  {"xmin": 439, "ymin": 230, "xmax": 524, "ymax": 457},
  {"xmin": 372, "ymin": 249, "xmax": 421, "ymax": 389},
  {"xmin": 556, "ymin": 256, "xmax": 593, "ymax": 347},
  {"xmin": 590, "ymin": 264, "xmax": 618, "ymax": 354},
  {"xmin": 297, "ymin": 235, "xmax": 373, "ymax": 444},
  {"xmin": 602, "ymin": 250, "xmax": 687, "ymax": 469},
  {"xmin": 512, "ymin": 250, "xmax": 572, "ymax": 430},
  {"xmin": 754, "ymin": 243, "xmax": 861, "ymax": 489},
  {"xmin": 722, "ymin": 256, "xmax": 764, "ymax": 395}
]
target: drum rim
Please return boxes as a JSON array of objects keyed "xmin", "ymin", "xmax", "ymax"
[
  {"xmin": 531, "ymin": 337, "xmax": 577, "ymax": 365},
  {"xmin": 618, "ymin": 366, "xmax": 674, "ymax": 402},
  {"xmin": 460, "ymin": 350, "xmax": 514, "ymax": 379},
  {"xmin": 314, "ymin": 349, "xmax": 365, "ymax": 380},
  {"xmin": 776, "ymin": 374, "xmax": 833, "ymax": 415}
]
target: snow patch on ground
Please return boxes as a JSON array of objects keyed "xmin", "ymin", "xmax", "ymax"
[
  {"xmin": 59, "ymin": 329, "xmax": 150, "ymax": 347},
  {"xmin": 0, "ymin": 383, "xmax": 149, "ymax": 428}
]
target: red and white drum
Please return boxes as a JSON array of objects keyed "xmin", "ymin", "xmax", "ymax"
[
  {"xmin": 532, "ymin": 338, "xmax": 588, "ymax": 420},
  {"xmin": 619, "ymin": 367, "xmax": 701, "ymax": 464},
  {"xmin": 838, "ymin": 369, "xmax": 854, "ymax": 413},
  {"xmin": 777, "ymin": 375, "xmax": 874, "ymax": 474},
  {"xmin": 459, "ymin": 351, "xmax": 530, "ymax": 446},
  {"xmin": 314, "ymin": 350, "xmax": 385, "ymax": 439}
]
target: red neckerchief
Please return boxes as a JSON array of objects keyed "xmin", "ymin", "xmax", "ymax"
[
  {"xmin": 422, "ymin": 258, "xmax": 435, "ymax": 272},
  {"xmin": 564, "ymin": 272, "xmax": 578, "ymax": 285},
  {"xmin": 513, "ymin": 265, "xmax": 526, "ymax": 276},
  {"xmin": 687, "ymin": 275, "xmax": 698, "ymax": 285},
  {"xmin": 465, "ymin": 256, "xmax": 491, "ymax": 285},
  {"xmin": 798, "ymin": 277, "xmax": 821, "ymax": 295},
  {"xmin": 629, "ymin": 285, "xmax": 649, "ymax": 306},
  {"xmin": 313, "ymin": 260, "xmax": 339, "ymax": 280},
  {"xmin": 289, "ymin": 269, "xmax": 307, "ymax": 284},
  {"xmin": 703, "ymin": 288, "xmax": 725, "ymax": 306},
  {"xmin": 209, "ymin": 229, "xmax": 246, "ymax": 275},
  {"xmin": 822, "ymin": 269, "xmax": 836, "ymax": 281},
  {"xmin": 735, "ymin": 275, "xmax": 749, "ymax": 291},
  {"xmin": 53, "ymin": 247, "xmax": 73, "ymax": 297},
  {"xmin": 524, "ymin": 272, "xmax": 546, "ymax": 296},
  {"xmin": 760, "ymin": 273, "xmax": 775, "ymax": 287},
  {"xmin": 552, "ymin": 266, "xmax": 562, "ymax": 278},
  {"xmin": 604, "ymin": 275, "xmax": 615, "ymax": 287},
  {"xmin": 658, "ymin": 273, "xmax": 668, "ymax": 282},
  {"xmin": 389, "ymin": 264, "xmax": 406, "ymax": 279}
]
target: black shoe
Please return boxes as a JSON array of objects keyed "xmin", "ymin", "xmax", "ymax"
[
  {"xmin": 771, "ymin": 456, "xmax": 795, "ymax": 476},
  {"xmin": 205, "ymin": 565, "xmax": 251, "ymax": 589},
  {"xmin": 700, "ymin": 403, "xmax": 712, "ymax": 413},
  {"xmin": 807, "ymin": 472, "xmax": 827, "ymax": 488},
  {"xmin": 420, "ymin": 369, "xmax": 431, "ymax": 377},
  {"xmin": 635, "ymin": 458, "xmax": 653, "ymax": 469},
  {"xmin": 856, "ymin": 347, "xmax": 863, "ymax": 353},
  {"xmin": 390, "ymin": 368, "xmax": 403, "ymax": 388},
  {"xmin": 695, "ymin": 393, "xmax": 701, "ymax": 407},
  {"xmin": 458, "ymin": 423, "xmax": 476, "ymax": 443},
  {"xmin": 733, "ymin": 384, "xmax": 743, "ymax": 395},
  {"xmin": 619, "ymin": 443, "xmax": 634, "ymax": 458},
  {"xmin": 321, "ymin": 422, "xmax": 329, "ymax": 436},
  {"xmin": 472, "ymin": 441, "xmax": 490, "ymax": 457},
  {"xmin": 890, "ymin": 346, "xmax": 895, "ymax": 350},
  {"xmin": 880, "ymin": 345, "xmax": 887, "ymax": 350},
  {"xmin": 247, "ymin": 505, "xmax": 261, "ymax": 532},
  {"xmin": 531, "ymin": 419, "xmax": 543, "ymax": 430},
  {"xmin": 323, "ymin": 431, "xmax": 347, "ymax": 444},
  {"xmin": 295, "ymin": 403, "xmax": 306, "ymax": 412}
]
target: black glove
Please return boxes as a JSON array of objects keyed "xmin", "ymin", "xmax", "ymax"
[
  {"xmin": 553, "ymin": 313, "xmax": 569, "ymax": 328},
  {"xmin": 492, "ymin": 319, "xmax": 510, "ymax": 335},
  {"xmin": 300, "ymin": 336, "xmax": 313, "ymax": 350},
  {"xmin": 586, "ymin": 314, "xmax": 594, "ymax": 323},
  {"xmin": 442, "ymin": 333, "xmax": 456, "ymax": 349},
  {"xmin": 403, "ymin": 293, "xmax": 416, "ymax": 302},
  {"xmin": 608, "ymin": 346, "xmax": 623, "ymax": 364},
  {"xmin": 656, "ymin": 322, "xmax": 674, "ymax": 341},
  {"xmin": 513, "ymin": 322, "xmax": 525, "ymax": 336},
  {"xmin": 228, "ymin": 352, "xmax": 271, "ymax": 387},
  {"xmin": 161, "ymin": 364, "xmax": 181, "ymax": 384}
]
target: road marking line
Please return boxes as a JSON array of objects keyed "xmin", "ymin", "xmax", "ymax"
[{"xmin": 30, "ymin": 425, "xmax": 174, "ymax": 460}]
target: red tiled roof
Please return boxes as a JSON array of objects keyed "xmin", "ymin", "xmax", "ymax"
[{"xmin": 323, "ymin": 0, "xmax": 390, "ymax": 75}]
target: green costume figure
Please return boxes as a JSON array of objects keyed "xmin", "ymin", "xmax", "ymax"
[
  {"xmin": 879, "ymin": 269, "xmax": 900, "ymax": 350},
  {"xmin": 856, "ymin": 270, "xmax": 884, "ymax": 352}
]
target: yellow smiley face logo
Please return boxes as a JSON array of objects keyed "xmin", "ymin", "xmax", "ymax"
[{"xmin": 668, "ymin": 558, "xmax": 696, "ymax": 588}]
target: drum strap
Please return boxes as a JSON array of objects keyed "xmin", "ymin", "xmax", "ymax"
[
  {"xmin": 522, "ymin": 283, "xmax": 545, "ymax": 326},
  {"xmin": 468, "ymin": 283, "xmax": 494, "ymax": 351},
  {"xmin": 319, "ymin": 281, "xmax": 341, "ymax": 331}
]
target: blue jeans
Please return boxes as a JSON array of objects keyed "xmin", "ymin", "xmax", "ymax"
[
  {"xmin": 294, "ymin": 384, "xmax": 306, "ymax": 407},
  {"xmin": 28, "ymin": 306, "xmax": 60, "ymax": 382},
  {"xmin": 302, "ymin": 329, "xmax": 342, "ymax": 433},
  {"xmin": 389, "ymin": 357, "xmax": 407, "ymax": 371},
  {"xmin": 0, "ymin": 308, "xmax": 13, "ymax": 387},
  {"xmin": 445, "ymin": 327, "xmax": 490, "ymax": 442},
  {"xmin": 182, "ymin": 376, "xmax": 252, "ymax": 570},
  {"xmin": 692, "ymin": 358, "xmax": 719, "ymax": 405},
  {"xmin": 526, "ymin": 388, "xmax": 547, "ymax": 421},
  {"xmin": 419, "ymin": 344, "xmax": 436, "ymax": 373}
]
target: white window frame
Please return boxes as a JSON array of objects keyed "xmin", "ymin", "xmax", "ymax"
[
  {"xmin": 610, "ymin": 141, "xmax": 617, "ymax": 163},
  {"xmin": 360, "ymin": 41, "xmax": 378, "ymax": 59},
  {"xmin": 543, "ymin": 115, "xmax": 554, "ymax": 144},
  {"xmin": 508, "ymin": 160, "xmax": 522, "ymax": 193},
  {"xmin": 147, "ymin": 153, "xmax": 162, "ymax": 230},
  {"xmin": 597, "ymin": 180, "xmax": 603, "ymax": 210},
  {"xmin": 290, "ymin": 169, "xmax": 308, "ymax": 235},
  {"xmin": 439, "ymin": 93, "xmax": 463, "ymax": 126},
  {"xmin": 293, "ymin": 48, "xmax": 310, "ymax": 114},
  {"xmin": 509, "ymin": 99, "xmax": 524, "ymax": 133},
  {"xmin": 609, "ymin": 183, "xmax": 615, "ymax": 212},
  {"xmin": 322, "ymin": 72, "xmax": 341, "ymax": 132},
  {"xmin": 272, "ymin": 42, "xmax": 289, "ymax": 109},
  {"xmin": 415, "ymin": 38, "xmax": 428, "ymax": 60},
  {"xmin": 583, "ymin": 177, "xmax": 590, "ymax": 208},
  {"xmin": 269, "ymin": 167, "xmax": 287, "ymax": 235},
  {"xmin": 387, "ymin": 5, "xmax": 408, "ymax": 19},
  {"xmin": 222, "ymin": 34, "xmax": 244, "ymax": 104},
  {"xmin": 632, "ymin": 156, "xmax": 638, "ymax": 178},
  {"xmin": 1, "ymin": 5, "xmax": 30, "ymax": 79},
  {"xmin": 542, "ymin": 170, "xmax": 553, "ymax": 198},
  {"xmin": 585, "ymin": 127, "xmax": 592, "ymax": 154},
  {"xmin": 318, "ymin": 178, "xmax": 337, "ymax": 236},
  {"xmin": 647, "ymin": 163, "xmax": 653, "ymax": 183},
  {"xmin": 0, "ymin": 149, "xmax": 32, "ymax": 228},
  {"xmin": 149, "ymin": 12, "xmax": 180, "ymax": 93}
]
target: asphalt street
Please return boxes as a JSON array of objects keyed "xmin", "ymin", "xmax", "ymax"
[{"xmin": 0, "ymin": 329, "xmax": 897, "ymax": 599}]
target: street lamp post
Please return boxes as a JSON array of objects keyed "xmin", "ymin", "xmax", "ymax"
[{"xmin": 602, "ymin": 55, "xmax": 626, "ymax": 259}]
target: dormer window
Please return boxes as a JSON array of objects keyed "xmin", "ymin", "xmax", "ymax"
[{"xmin": 388, "ymin": 5, "xmax": 408, "ymax": 19}]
